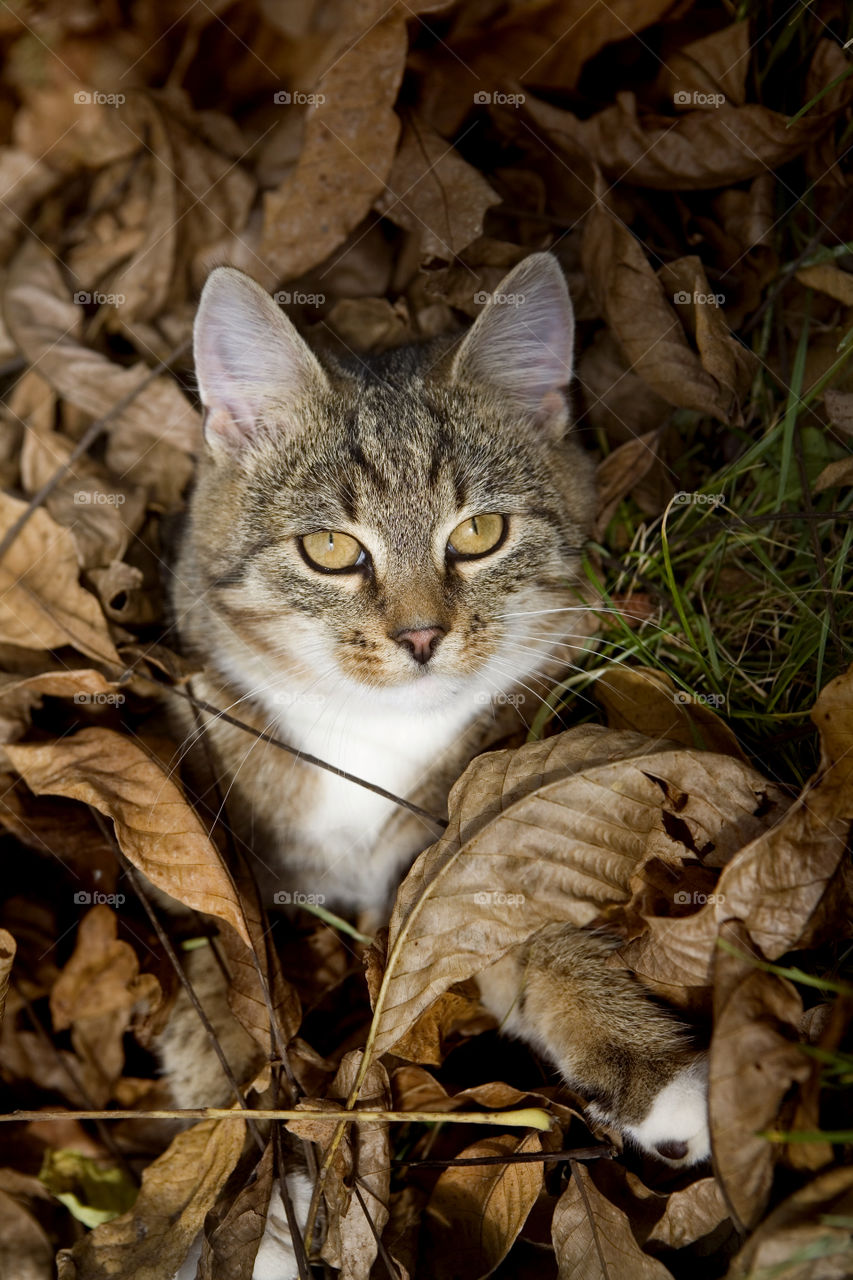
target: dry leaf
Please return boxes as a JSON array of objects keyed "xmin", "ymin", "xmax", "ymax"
[
  {"xmin": 594, "ymin": 431, "xmax": 662, "ymax": 537},
  {"xmin": 368, "ymin": 725, "xmax": 777, "ymax": 1062},
  {"xmin": 825, "ymin": 389, "xmax": 853, "ymax": 437},
  {"xmin": 594, "ymin": 665, "xmax": 748, "ymax": 762},
  {"xmin": 56, "ymin": 1118, "xmax": 246, "ymax": 1280},
  {"xmin": 0, "ymin": 928, "xmax": 14, "ymax": 1026},
  {"xmin": 376, "ymin": 116, "xmax": 500, "ymax": 261},
  {"xmin": 814, "ymin": 456, "xmax": 853, "ymax": 493},
  {"xmin": 726, "ymin": 1164, "xmax": 853, "ymax": 1280},
  {"xmin": 0, "ymin": 493, "xmax": 121, "ymax": 666},
  {"xmin": 259, "ymin": 11, "xmax": 407, "ymax": 282},
  {"xmin": 796, "ymin": 263, "xmax": 853, "ymax": 306},
  {"xmin": 6, "ymin": 727, "xmax": 251, "ymax": 947},
  {"xmin": 198, "ymin": 1141, "xmax": 274, "ymax": 1280},
  {"xmin": 423, "ymin": 1132, "xmax": 545, "ymax": 1280},
  {"xmin": 552, "ymin": 1162, "xmax": 672, "ymax": 1280}
]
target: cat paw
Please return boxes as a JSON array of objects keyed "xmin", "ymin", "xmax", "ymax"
[{"xmin": 622, "ymin": 1055, "xmax": 710, "ymax": 1166}]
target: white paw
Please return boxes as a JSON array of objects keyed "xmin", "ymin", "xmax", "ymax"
[{"xmin": 623, "ymin": 1055, "xmax": 710, "ymax": 1166}]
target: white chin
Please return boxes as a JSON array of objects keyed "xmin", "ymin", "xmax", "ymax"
[{"xmin": 365, "ymin": 671, "xmax": 467, "ymax": 712}]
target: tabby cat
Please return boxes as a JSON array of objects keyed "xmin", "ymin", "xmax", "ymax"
[{"xmin": 161, "ymin": 256, "xmax": 709, "ymax": 1270}]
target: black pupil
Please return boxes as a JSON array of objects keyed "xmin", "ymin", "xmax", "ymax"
[{"xmin": 470, "ymin": 517, "xmax": 479, "ymax": 536}]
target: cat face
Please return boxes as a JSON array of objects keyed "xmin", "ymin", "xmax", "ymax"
[{"xmin": 185, "ymin": 256, "xmax": 595, "ymax": 716}]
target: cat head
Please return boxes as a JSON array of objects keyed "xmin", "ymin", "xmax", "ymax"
[{"xmin": 184, "ymin": 255, "xmax": 595, "ymax": 716}]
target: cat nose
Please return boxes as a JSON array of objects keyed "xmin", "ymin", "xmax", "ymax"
[{"xmin": 393, "ymin": 625, "xmax": 445, "ymax": 665}]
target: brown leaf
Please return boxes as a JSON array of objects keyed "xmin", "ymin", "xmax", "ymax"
[
  {"xmin": 259, "ymin": 12, "xmax": 407, "ymax": 282},
  {"xmin": 796, "ymin": 262, "xmax": 853, "ymax": 306},
  {"xmin": 552, "ymin": 1162, "xmax": 672, "ymax": 1280},
  {"xmin": 594, "ymin": 431, "xmax": 662, "ymax": 538},
  {"xmin": 198, "ymin": 1141, "xmax": 274, "ymax": 1280},
  {"xmin": 825, "ymin": 389, "xmax": 853, "ymax": 437},
  {"xmin": 709, "ymin": 922, "xmax": 827, "ymax": 1231},
  {"xmin": 593, "ymin": 665, "xmax": 748, "ymax": 763},
  {"xmin": 0, "ymin": 1184, "xmax": 54, "ymax": 1280},
  {"xmin": 582, "ymin": 200, "xmax": 750, "ymax": 423},
  {"xmin": 813, "ymin": 456, "xmax": 853, "ymax": 493},
  {"xmin": 56, "ymin": 1118, "xmax": 246, "ymax": 1280},
  {"xmin": 0, "ymin": 493, "xmax": 121, "ymax": 666},
  {"xmin": 49, "ymin": 906, "xmax": 161, "ymax": 1105},
  {"xmin": 389, "ymin": 987, "xmax": 491, "ymax": 1067},
  {"xmin": 376, "ymin": 116, "xmax": 500, "ymax": 261},
  {"xmin": 6, "ymin": 727, "xmax": 251, "ymax": 947},
  {"xmin": 644, "ymin": 1177, "xmax": 730, "ymax": 1249},
  {"xmin": 725, "ymin": 1165, "xmax": 853, "ymax": 1280},
  {"xmin": 368, "ymin": 725, "xmax": 776, "ymax": 1061},
  {"xmin": 621, "ymin": 663, "xmax": 853, "ymax": 988},
  {"xmin": 423, "ymin": 1132, "xmax": 545, "ymax": 1280},
  {"xmin": 525, "ymin": 91, "xmax": 829, "ymax": 189},
  {"xmin": 0, "ymin": 928, "xmax": 14, "ymax": 1027},
  {"xmin": 4, "ymin": 240, "xmax": 201, "ymax": 455}
]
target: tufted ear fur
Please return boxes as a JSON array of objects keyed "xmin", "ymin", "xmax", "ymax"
[
  {"xmin": 450, "ymin": 253, "xmax": 575, "ymax": 435},
  {"xmin": 193, "ymin": 267, "xmax": 329, "ymax": 455}
]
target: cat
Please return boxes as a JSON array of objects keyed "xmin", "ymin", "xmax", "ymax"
[{"xmin": 160, "ymin": 253, "xmax": 709, "ymax": 1273}]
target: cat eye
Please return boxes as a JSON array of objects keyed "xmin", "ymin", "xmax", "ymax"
[
  {"xmin": 300, "ymin": 530, "xmax": 366, "ymax": 573},
  {"xmin": 446, "ymin": 513, "xmax": 507, "ymax": 560}
]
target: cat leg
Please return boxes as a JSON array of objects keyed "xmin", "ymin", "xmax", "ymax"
[{"xmin": 477, "ymin": 922, "xmax": 709, "ymax": 1166}]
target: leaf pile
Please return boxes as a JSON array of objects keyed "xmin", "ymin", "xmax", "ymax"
[{"xmin": 0, "ymin": 1, "xmax": 851, "ymax": 1278}]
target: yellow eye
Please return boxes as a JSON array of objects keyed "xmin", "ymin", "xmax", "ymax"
[
  {"xmin": 300, "ymin": 530, "xmax": 365, "ymax": 572},
  {"xmin": 447, "ymin": 513, "xmax": 506, "ymax": 559}
]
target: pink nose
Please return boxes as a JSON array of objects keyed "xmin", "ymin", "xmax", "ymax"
[{"xmin": 393, "ymin": 626, "xmax": 445, "ymax": 665}]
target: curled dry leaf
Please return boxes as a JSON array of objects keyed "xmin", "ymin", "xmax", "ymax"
[
  {"xmin": 552, "ymin": 1162, "xmax": 671, "ymax": 1280},
  {"xmin": 582, "ymin": 199, "xmax": 751, "ymax": 423},
  {"xmin": 620, "ymin": 662, "xmax": 853, "ymax": 989},
  {"xmin": 594, "ymin": 430, "xmax": 662, "ymax": 539},
  {"xmin": 525, "ymin": 90, "xmax": 828, "ymax": 189},
  {"xmin": 259, "ymin": 12, "xmax": 407, "ymax": 283},
  {"xmin": 198, "ymin": 1141, "xmax": 274, "ymax": 1280},
  {"xmin": 0, "ymin": 493, "xmax": 121, "ymax": 666},
  {"xmin": 376, "ymin": 116, "xmax": 501, "ymax": 261},
  {"xmin": 367, "ymin": 724, "xmax": 778, "ymax": 1063},
  {"xmin": 593, "ymin": 665, "xmax": 748, "ymax": 763},
  {"xmin": 709, "ymin": 922, "xmax": 829, "ymax": 1232},
  {"xmin": 289, "ymin": 1051, "xmax": 390, "ymax": 1280},
  {"xmin": 6, "ymin": 727, "xmax": 251, "ymax": 947},
  {"xmin": 725, "ymin": 1164, "xmax": 853, "ymax": 1280},
  {"xmin": 4, "ymin": 240, "xmax": 201, "ymax": 455},
  {"xmin": 0, "ymin": 927, "xmax": 14, "ymax": 1025},
  {"xmin": 50, "ymin": 905, "xmax": 161, "ymax": 1106},
  {"xmin": 55, "ymin": 1118, "xmax": 246, "ymax": 1280},
  {"xmin": 422, "ymin": 1131, "xmax": 546, "ymax": 1280}
]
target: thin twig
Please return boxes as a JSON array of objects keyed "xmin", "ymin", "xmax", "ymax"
[
  {"xmin": 353, "ymin": 1177, "xmax": 402, "ymax": 1280},
  {"xmin": 1, "ymin": 1107, "xmax": 554, "ymax": 1126},
  {"xmin": 394, "ymin": 1146, "xmax": 613, "ymax": 1168},
  {"xmin": 273, "ymin": 1119, "xmax": 312, "ymax": 1280}
]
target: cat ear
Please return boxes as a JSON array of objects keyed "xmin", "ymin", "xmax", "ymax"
[
  {"xmin": 194, "ymin": 267, "xmax": 329, "ymax": 455},
  {"xmin": 450, "ymin": 254, "xmax": 575, "ymax": 434}
]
